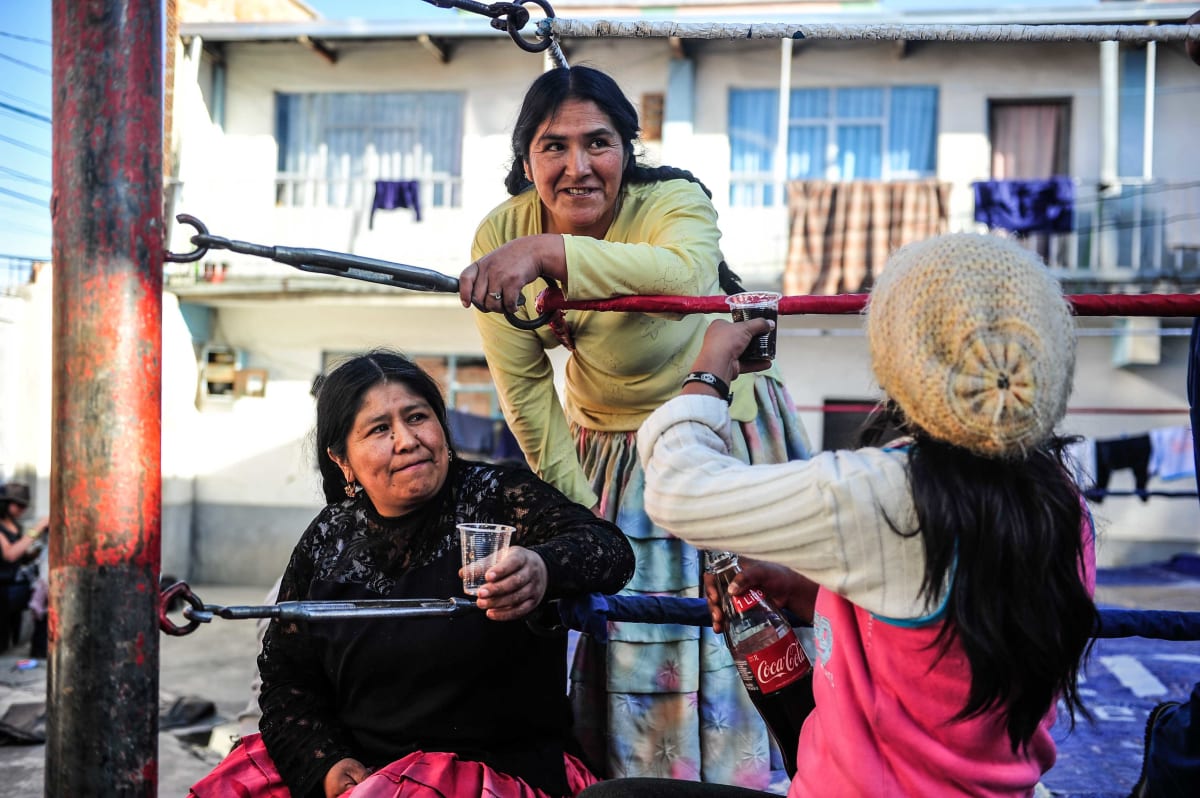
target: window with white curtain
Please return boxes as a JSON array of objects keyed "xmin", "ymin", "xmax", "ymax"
[
  {"xmin": 275, "ymin": 91, "xmax": 464, "ymax": 210},
  {"xmin": 729, "ymin": 85, "xmax": 939, "ymax": 207}
]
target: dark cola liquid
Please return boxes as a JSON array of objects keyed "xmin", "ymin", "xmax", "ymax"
[
  {"xmin": 730, "ymin": 306, "xmax": 778, "ymax": 360},
  {"xmin": 740, "ymin": 668, "xmax": 815, "ymax": 778}
]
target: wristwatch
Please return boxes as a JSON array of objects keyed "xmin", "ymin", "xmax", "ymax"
[{"xmin": 682, "ymin": 371, "xmax": 732, "ymax": 404}]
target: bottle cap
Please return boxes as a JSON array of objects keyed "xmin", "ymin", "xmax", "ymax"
[{"xmin": 704, "ymin": 550, "xmax": 738, "ymax": 574}]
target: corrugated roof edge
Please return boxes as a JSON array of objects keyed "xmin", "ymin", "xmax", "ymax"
[{"xmin": 180, "ymin": 5, "xmax": 1198, "ymax": 44}]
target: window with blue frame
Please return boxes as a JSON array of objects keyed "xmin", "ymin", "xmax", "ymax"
[
  {"xmin": 729, "ymin": 85, "xmax": 938, "ymax": 206},
  {"xmin": 275, "ymin": 91, "xmax": 463, "ymax": 210}
]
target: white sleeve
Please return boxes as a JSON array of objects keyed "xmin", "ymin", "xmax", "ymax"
[{"xmin": 637, "ymin": 394, "xmax": 932, "ymax": 619}]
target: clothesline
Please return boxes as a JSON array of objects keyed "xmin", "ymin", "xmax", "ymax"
[{"xmin": 1084, "ymin": 489, "xmax": 1197, "ymax": 500}]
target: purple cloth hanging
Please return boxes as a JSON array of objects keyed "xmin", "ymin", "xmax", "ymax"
[
  {"xmin": 369, "ymin": 180, "xmax": 421, "ymax": 228},
  {"xmin": 972, "ymin": 177, "xmax": 1074, "ymax": 235}
]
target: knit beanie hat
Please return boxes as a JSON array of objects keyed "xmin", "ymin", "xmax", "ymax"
[
  {"xmin": 1, "ymin": 482, "xmax": 30, "ymax": 507},
  {"xmin": 866, "ymin": 233, "xmax": 1075, "ymax": 458}
]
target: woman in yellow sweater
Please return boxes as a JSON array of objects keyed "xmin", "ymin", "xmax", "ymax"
[{"xmin": 458, "ymin": 65, "xmax": 811, "ymax": 790}]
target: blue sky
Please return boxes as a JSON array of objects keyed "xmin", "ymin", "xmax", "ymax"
[
  {"xmin": 0, "ymin": 1, "xmax": 446, "ymax": 260},
  {"xmin": 0, "ymin": 4, "xmax": 52, "ymax": 260},
  {"xmin": 308, "ymin": 1, "xmax": 447, "ymax": 21}
]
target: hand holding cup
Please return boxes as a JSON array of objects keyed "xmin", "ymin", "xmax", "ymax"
[
  {"xmin": 471, "ymin": 546, "xmax": 549, "ymax": 621},
  {"xmin": 726, "ymin": 291, "xmax": 781, "ymax": 361},
  {"xmin": 458, "ymin": 523, "xmax": 513, "ymax": 596},
  {"xmin": 686, "ymin": 319, "xmax": 776, "ymax": 395}
]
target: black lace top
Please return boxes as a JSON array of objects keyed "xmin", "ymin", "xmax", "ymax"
[{"xmin": 258, "ymin": 458, "xmax": 634, "ymax": 798}]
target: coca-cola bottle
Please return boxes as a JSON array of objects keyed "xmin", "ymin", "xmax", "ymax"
[{"xmin": 707, "ymin": 550, "xmax": 815, "ymax": 778}]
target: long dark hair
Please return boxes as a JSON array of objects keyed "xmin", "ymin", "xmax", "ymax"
[
  {"xmin": 314, "ymin": 349, "xmax": 453, "ymax": 505},
  {"xmin": 902, "ymin": 430, "xmax": 1096, "ymax": 751},
  {"xmin": 504, "ymin": 65, "xmax": 745, "ymax": 294}
]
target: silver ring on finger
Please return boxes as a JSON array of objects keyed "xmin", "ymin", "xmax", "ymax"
[{"xmin": 489, "ymin": 292, "xmax": 503, "ymax": 300}]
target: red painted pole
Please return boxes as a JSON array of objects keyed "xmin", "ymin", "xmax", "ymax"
[{"xmin": 50, "ymin": 1, "xmax": 163, "ymax": 794}]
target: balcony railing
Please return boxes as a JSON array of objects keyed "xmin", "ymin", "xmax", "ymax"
[
  {"xmin": 273, "ymin": 174, "xmax": 463, "ymax": 211},
  {"xmin": 1043, "ymin": 178, "xmax": 1200, "ymax": 284},
  {"xmin": 165, "ymin": 177, "xmax": 1200, "ymax": 295}
]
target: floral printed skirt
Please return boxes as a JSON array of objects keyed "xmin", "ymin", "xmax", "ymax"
[{"xmin": 568, "ymin": 375, "xmax": 811, "ymax": 792}]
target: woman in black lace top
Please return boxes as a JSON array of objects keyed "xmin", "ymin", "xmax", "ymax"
[{"xmin": 188, "ymin": 350, "xmax": 634, "ymax": 798}]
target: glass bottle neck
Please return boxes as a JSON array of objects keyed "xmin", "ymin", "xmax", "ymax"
[{"xmin": 705, "ymin": 550, "xmax": 739, "ymax": 574}]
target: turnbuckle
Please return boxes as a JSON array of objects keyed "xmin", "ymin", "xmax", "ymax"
[
  {"xmin": 164, "ymin": 214, "xmax": 556, "ymax": 330},
  {"xmin": 159, "ymin": 581, "xmax": 479, "ymax": 637}
]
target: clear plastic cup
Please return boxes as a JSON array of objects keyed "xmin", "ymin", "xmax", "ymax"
[
  {"xmin": 457, "ymin": 523, "xmax": 514, "ymax": 596},
  {"xmin": 726, "ymin": 291, "xmax": 782, "ymax": 360}
]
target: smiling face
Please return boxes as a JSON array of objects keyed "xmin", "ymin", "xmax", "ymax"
[
  {"xmin": 327, "ymin": 381, "xmax": 451, "ymax": 518},
  {"xmin": 525, "ymin": 98, "xmax": 627, "ymax": 239}
]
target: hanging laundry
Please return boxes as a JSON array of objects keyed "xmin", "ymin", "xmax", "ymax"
[
  {"xmin": 369, "ymin": 180, "xmax": 422, "ymax": 229},
  {"xmin": 447, "ymin": 409, "xmax": 528, "ymax": 467},
  {"xmin": 1148, "ymin": 426, "xmax": 1196, "ymax": 482},
  {"xmin": 1092, "ymin": 434, "xmax": 1152, "ymax": 502},
  {"xmin": 972, "ymin": 177, "xmax": 1074, "ymax": 235},
  {"xmin": 1064, "ymin": 437, "xmax": 1096, "ymax": 491},
  {"xmin": 447, "ymin": 409, "xmax": 495, "ymax": 457},
  {"xmin": 492, "ymin": 423, "xmax": 525, "ymax": 466}
]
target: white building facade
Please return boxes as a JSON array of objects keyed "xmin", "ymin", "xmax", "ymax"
[{"xmin": 6, "ymin": 1, "xmax": 1198, "ymax": 584}]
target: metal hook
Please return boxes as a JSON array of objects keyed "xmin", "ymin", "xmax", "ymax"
[
  {"xmin": 164, "ymin": 214, "xmax": 212, "ymax": 263},
  {"xmin": 497, "ymin": 0, "xmax": 557, "ymax": 55},
  {"xmin": 159, "ymin": 581, "xmax": 207, "ymax": 636}
]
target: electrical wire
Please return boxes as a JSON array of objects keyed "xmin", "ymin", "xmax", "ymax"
[
  {"xmin": 0, "ymin": 99, "xmax": 50, "ymax": 124},
  {"xmin": 0, "ymin": 50, "xmax": 50, "ymax": 76},
  {"xmin": 0, "ymin": 132, "xmax": 49, "ymax": 157},
  {"xmin": 0, "ymin": 185, "xmax": 48, "ymax": 206},
  {"xmin": 0, "ymin": 165, "xmax": 50, "ymax": 187},
  {"xmin": 0, "ymin": 32, "xmax": 51, "ymax": 47}
]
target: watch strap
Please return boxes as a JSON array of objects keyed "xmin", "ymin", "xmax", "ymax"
[{"xmin": 682, "ymin": 371, "xmax": 732, "ymax": 404}]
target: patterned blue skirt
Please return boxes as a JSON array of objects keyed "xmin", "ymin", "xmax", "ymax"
[{"xmin": 568, "ymin": 375, "xmax": 811, "ymax": 792}]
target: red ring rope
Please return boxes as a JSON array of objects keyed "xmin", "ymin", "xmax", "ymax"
[
  {"xmin": 795, "ymin": 403, "xmax": 1191, "ymax": 415},
  {"xmin": 538, "ymin": 289, "xmax": 1200, "ymax": 317}
]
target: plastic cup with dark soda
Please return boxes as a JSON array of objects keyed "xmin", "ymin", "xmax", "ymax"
[{"xmin": 726, "ymin": 291, "xmax": 781, "ymax": 360}]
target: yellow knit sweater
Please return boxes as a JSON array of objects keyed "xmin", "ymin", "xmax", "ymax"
[{"xmin": 471, "ymin": 179, "xmax": 769, "ymax": 507}]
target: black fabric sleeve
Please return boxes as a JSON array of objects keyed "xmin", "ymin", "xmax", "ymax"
[
  {"xmin": 256, "ymin": 513, "xmax": 359, "ymax": 798},
  {"xmin": 497, "ymin": 468, "xmax": 635, "ymax": 599}
]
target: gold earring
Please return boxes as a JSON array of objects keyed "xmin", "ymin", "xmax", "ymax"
[{"xmin": 344, "ymin": 481, "xmax": 357, "ymax": 498}]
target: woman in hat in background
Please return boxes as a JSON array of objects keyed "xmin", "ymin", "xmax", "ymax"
[
  {"xmin": 587, "ymin": 233, "xmax": 1099, "ymax": 796},
  {"xmin": 0, "ymin": 483, "xmax": 46, "ymax": 653}
]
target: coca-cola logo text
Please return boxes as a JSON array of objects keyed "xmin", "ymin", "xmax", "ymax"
[{"xmin": 745, "ymin": 636, "xmax": 810, "ymax": 694}]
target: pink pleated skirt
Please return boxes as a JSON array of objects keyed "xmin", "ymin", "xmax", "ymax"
[{"xmin": 188, "ymin": 733, "xmax": 601, "ymax": 798}]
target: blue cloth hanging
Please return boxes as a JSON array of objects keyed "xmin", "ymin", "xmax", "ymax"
[
  {"xmin": 369, "ymin": 180, "xmax": 422, "ymax": 228},
  {"xmin": 972, "ymin": 177, "xmax": 1074, "ymax": 235}
]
